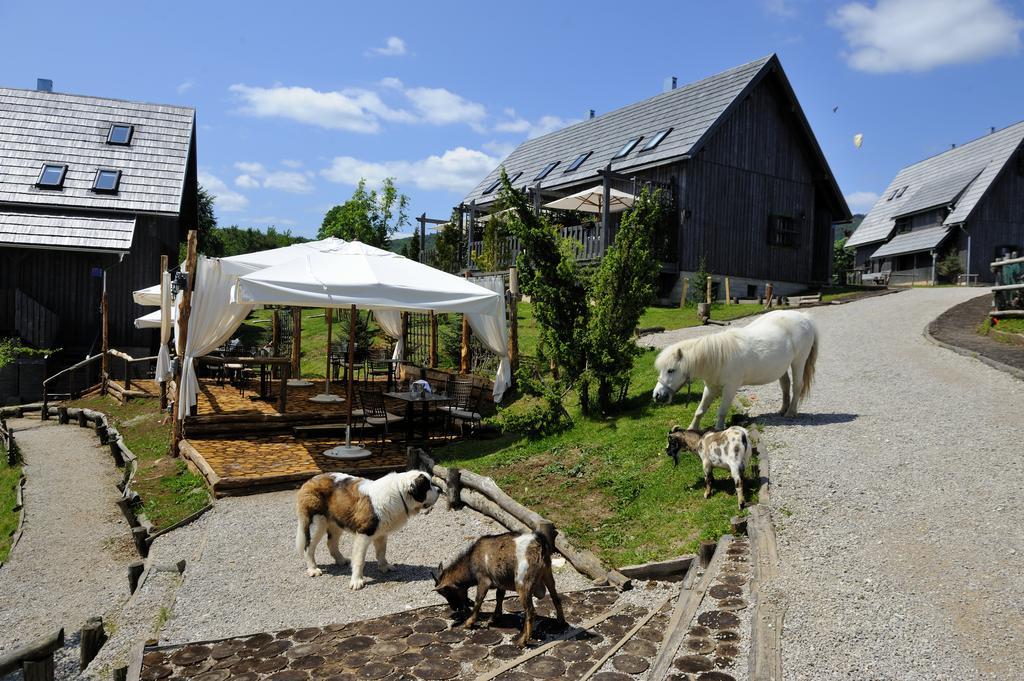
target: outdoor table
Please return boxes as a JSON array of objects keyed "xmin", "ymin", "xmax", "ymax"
[
  {"xmin": 376, "ymin": 358, "xmax": 401, "ymax": 391},
  {"xmin": 383, "ymin": 391, "xmax": 451, "ymax": 444},
  {"xmin": 215, "ymin": 356, "xmax": 292, "ymax": 411}
]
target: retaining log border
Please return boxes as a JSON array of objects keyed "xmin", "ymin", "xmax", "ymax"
[{"xmin": 408, "ymin": 447, "xmax": 631, "ymax": 591}]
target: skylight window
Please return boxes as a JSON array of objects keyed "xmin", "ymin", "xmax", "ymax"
[
  {"xmin": 482, "ymin": 175, "xmax": 503, "ymax": 195},
  {"xmin": 612, "ymin": 137, "xmax": 643, "ymax": 159},
  {"xmin": 107, "ymin": 124, "xmax": 134, "ymax": 145},
  {"xmin": 36, "ymin": 164, "xmax": 67, "ymax": 189},
  {"xmin": 508, "ymin": 171, "xmax": 523, "ymax": 185},
  {"xmin": 641, "ymin": 128, "xmax": 672, "ymax": 152},
  {"xmin": 93, "ymin": 169, "xmax": 121, "ymax": 193},
  {"xmin": 895, "ymin": 185, "xmax": 908, "ymax": 198},
  {"xmin": 565, "ymin": 152, "xmax": 592, "ymax": 173},
  {"xmin": 534, "ymin": 161, "xmax": 559, "ymax": 181}
]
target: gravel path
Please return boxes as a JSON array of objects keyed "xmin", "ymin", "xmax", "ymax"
[
  {"xmin": 0, "ymin": 418, "xmax": 133, "ymax": 678},
  {"xmin": 644, "ymin": 289, "xmax": 1024, "ymax": 679},
  {"xmin": 159, "ymin": 489, "xmax": 593, "ymax": 644}
]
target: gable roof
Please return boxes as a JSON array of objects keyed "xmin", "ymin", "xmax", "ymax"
[
  {"xmin": 463, "ymin": 56, "xmax": 774, "ymax": 205},
  {"xmin": 847, "ymin": 120, "xmax": 1024, "ymax": 248},
  {"xmin": 0, "ymin": 86, "xmax": 195, "ymax": 216}
]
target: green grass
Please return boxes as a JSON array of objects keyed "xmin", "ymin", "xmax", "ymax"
[
  {"xmin": 68, "ymin": 396, "xmax": 209, "ymax": 530},
  {"xmin": 433, "ymin": 351, "xmax": 756, "ymax": 567},
  {"xmin": 0, "ymin": 443, "xmax": 22, "ymax": 563},
  {"xmin": 992, "ymin": 317, "xmax": 1024, "ymax": 334}
]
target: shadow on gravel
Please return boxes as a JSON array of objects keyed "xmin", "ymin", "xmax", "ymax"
[
  {"xmin": 312, "ymin": 561, "xmax": 437, "ymax": 585},
  {"xmin": 754, "ymin": 412, "xmax": 858, "ymax": 427}
]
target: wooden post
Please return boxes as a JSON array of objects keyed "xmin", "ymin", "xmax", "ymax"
[
  {"xmin": 124, "ymin": 356, "xmax": 131, "ymax": 391},
  {"xmin": 131, "ymin": 527, "xmax": 149, "ymax": 557},
  {"xmin": 346, "ymin": 305, "xmax": 356, "ymax": 430},
  {"xmin": 679, "ymin": 277, "xmax": 689, "ymax": 309},
  {"xmin": 57, "ymin": 407, "xmax": 68, "ymax": 425},
  {"xmin": 699, "ymin": 539, "xmax": 717, "ymax": 568},
  {"xmin": 159, "ymin": 255, "xmax": 168, "ymax": 410},
  {"xmin": 325, "ymin": 308, "xmax": 332, "ymax": 382},
  {"xmin": 764, "ymin": 282, "xmax": 774, "ymax": 310},
  {"xmin": 127, "ymin": 560, "xmax": 145, "ymax": 593},
  {"xmin": 428, "ymin": 311, "xmax": 438, "ymax": 368},
  {"xmin": 724, "ymin": 276, "xmax": 731, "ymax": 305},
  {"xmin": 508, "ymin": 266, "xmax": 519, "ymax": 380},
  {"xmin": 460, "ymin": 273, "xmax": 471, "ymax": 374},
  {"xmin": 446, "ymin": 467, "xmax": 464, "ymax": 510},
  {"xmin": 706, "ymin": 274, "xmax": 713, "ymax": 304},
  {"xmin": 22, "ymin": 657, "xmax": 54, "ymax": 681},
  {"xmin": 400, "ymin": 312, "xmax": 409, "ymax": 362},
  {"xmin": 271, "ymin": 309, "xmax": 281, "ymax": 356},
  {"xmin": 291, "ymin": 306, "xmax": 302, "ymax": 378},
  {"xmin": 101, "ymin": 287, "xmax": 109, "ymax": 394},
  {"xmin": 278, "ymin": 363, "xmax": 289, "ymax": 413},
  {"xmin": 79, "ymin": 617, "xmax": 106, "ymax": 670},
  {"xmin": 171, "ymin": 230, "xmax": 198, "ymax": 458},
  {"xmin": 406, "ymin": 447, "xmax": 420, "ymax": 471},
  {"xmin": 77, "ymin": 410, "xmax": 88, "ymax": 428}
]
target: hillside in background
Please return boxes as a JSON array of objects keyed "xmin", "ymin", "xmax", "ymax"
[
  {"xmin": 835, "ymin": 214, "xmax": 864, "ymax": 242},
  {"xmin": 390, "ymin": 233, "xmax": 438, "ymax": 255}
]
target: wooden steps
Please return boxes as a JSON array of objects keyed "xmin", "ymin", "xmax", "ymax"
[{"xmin": 293, "ymin": 418, "xmax": 367, "ymax": 438}]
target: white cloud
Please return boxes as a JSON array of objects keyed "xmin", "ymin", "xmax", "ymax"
[
  {"xmin": 494, "ymin": 109, "xmax": 576, "ymax": 138},
  {"xmin": 232, "ymin": 161, "xmax": 314, "ymax": 193},
  {"xmin": 199, "ymin": 171, "xmax": 248, "ymax": 212},
  {"xmin": 763, "ymin": 0, "xmax": 798, "ymax": 17},
  {"xmin": 405, "ymin": 86, "xmax": 487, "ymax": 128},
  {"xmin": 281, "ymin": 159, "xmax": 303, "ymax": 169},
  {"xmin": 482, "ymin": 140, "xmax": 517, "ymax": 159},
  {"xmin": 366, "ymin": 36, "xmax": 407, "ymax": 57},
  {"xmin": 845, "ymin": 190, "xmax": 881, "ymax": 213},
  {"xmin": 321, "ymin": 147, "xmax": 500, "ymax": 193},
  {"xmin": 176, "ymin": 80, "xmax": 195, "ymax": 94},
  {"xmin": 830, "ymin": 0, "xmax": 1024, "ymax": 72},
  {"xmin": 229, "ymin": 83, "xmax": 414, "ymax": 133}
]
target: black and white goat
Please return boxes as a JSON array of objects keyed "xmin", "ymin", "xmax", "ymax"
[
  {"xmin": 432, "ymin": 531, "xmax": 566, "ymax": 647},
  {"xmin": 666, "ymin": 425, "xmax": 752, "ymax": 509}
]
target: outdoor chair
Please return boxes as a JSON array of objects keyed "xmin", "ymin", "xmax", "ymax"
[
  {"xmin": 365, "ymin": 348, "xmax": 394, "ymax": 389},
  {"xmin": 441, "ymin": 379, "xmax": 484, "ymax": 440},
  {"xmin": 331, "ymin": 342, "xmax": 365, "ymax": 383},
  {"xmin": 358, "ymin": 388, "xmax": 404, "ymax": 453}
]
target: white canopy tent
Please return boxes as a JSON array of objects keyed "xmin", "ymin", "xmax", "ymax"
[
  {"xmin": 544, "ymin": 185, "xmax": 635, "ymax": 213},
  {"xmin": 133, "ymin": 283, "xmax": 162, "ymax": 307},
  {"xmin": 134, "ymin": 308, "xmax": 174, "ymax": 329}
]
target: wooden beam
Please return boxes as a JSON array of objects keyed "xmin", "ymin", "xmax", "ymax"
[
  {"xmin": 400, "ymin": 312, "xmax": 409, "ymax": 362},
  {"xmin": 159, "ymin": 254, "xmax": 169, "ymax": 410},
  {"xmin": 325, "ymin": 308, "xmax": 332, "ymax": 382},
  {"xmin": 679, "ymin": 277, "xmax": 689, "ymax": 309},
  {"xmin": 101, "ymin": 287, "xmax": 109, "ymax": 393},
  {"xmin": 460, "ymin": 274, "xmax": 471, "ymax": 373},
  {"xmin": 171, "ymin": 230, "xmax": 198, "ymax": 457},
  {"xmin": 0, "ymin": 629, "xmax": 64, "ymax": 675},
  {"xmin": 428, "ymin": 311, "xmax": 438, "ymax": 368},
  {"xmin": 291, "ymin": 306, "xmax": 302, "ymax": 378},
  {"xmin": 508, "ymin": 266, "xmax": 519, "ymax": 380}
]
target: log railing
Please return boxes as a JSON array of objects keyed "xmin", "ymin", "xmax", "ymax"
[
  {"xmin": 0, "ymin": 628, "xmax": 64, "ymax": 680},
  {"xmin": 0, "ymin": 415, "xmax": 17, "ymax": 464},
  {"xmin": 408, "ymin": 447, "xmax": 631, "ymax": 590},
  {"xmin": 40, "ymin": 353, "xmax": 103, "ymax": 418}
]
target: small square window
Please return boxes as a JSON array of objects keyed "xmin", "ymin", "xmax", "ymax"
[
  {"xmin": 534, "ymin": 161, "xmax": 559, "ymax": 181},
  {"xmin": 108, "ymin": 124, "xmax": 134, "ymax": 145},
  {"xmin": 565, "ymin": 151, "xmax": 592, "ymax": 173},
  {"xmin": 93, "ymin": 169, "xmax": 121, "ymax": 193},
  {"xmin": 36, "ymin": 164, "xmax": 67, "ymax": 189},
  {"xmin": 767, "ymin": 214, "xmax": 798, "ymax": 248},
  {"xmin": 641, "ymin": 128, "xmax": 672, "ymax": 152},
  {"xmin": 612, "ymin": 137, "xmax": 643, "ymax": 159}
]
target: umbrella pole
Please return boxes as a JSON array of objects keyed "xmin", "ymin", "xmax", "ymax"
[
  {"xmin": 324, "ymin": 304, "xmax": 369, "ymax": 459},
  {"xmin": 325, "ymin": 308, "xmax": 332, "ymax": 395}
]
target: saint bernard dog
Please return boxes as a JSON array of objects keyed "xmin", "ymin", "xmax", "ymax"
[{"xmin": 296, "ymin": 470, "xmax": 442, "ymax": 590}]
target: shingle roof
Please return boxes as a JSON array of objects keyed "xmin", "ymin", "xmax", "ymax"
[
  {"xmin": 0, "ymin": 87, "xmax": 195, "ymax": 215},
  {"xmin": 869, "ymin": 225, "xmax": 951, "ymax": 259},
  {"xmin": 462, "ymin": 56, "xmax": 774, "ymax": 205},
  {"xmin": 0, "ymin": 210, "xmax": 136, "ymax": 252},
  {"xmin": 847, "ymin": 121, "xmax": 1024, "ymax": 248}
]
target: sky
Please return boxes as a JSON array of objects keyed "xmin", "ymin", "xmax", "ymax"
[{"xmin": 2, "ymin": 0, "xmax": 1023, "ymax": 239}]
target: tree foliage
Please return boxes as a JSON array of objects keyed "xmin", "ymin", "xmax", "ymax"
[
  {"xmin": 217, "ymin": 226, "xmax": 307, "ymax": 257},
  {"xmin": 474, "ymin": 211, "xmax": 511, "ymax": 273},
  {"xmin": 318, "ymin": 178, "xmax": 409, "ymax": 248},
  {"xmin": 430, "ymin": 209, "xmax": 467, "ymax": 274},
  {"xmin": 832, "ymin": 237, "xmax": 854, "ymax": 283},
  {"xmin": 936, "ymin": 250, "xmax": 963, "ymax": 280}
]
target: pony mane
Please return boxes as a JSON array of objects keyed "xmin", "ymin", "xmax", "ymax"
[{"xmin": 660, "ymin": 330, "xmax": 742, "ymax": 376}]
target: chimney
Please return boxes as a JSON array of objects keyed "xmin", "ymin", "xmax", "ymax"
[
  {"xmin": 671, "ymin": 76, "xmax": 678, "ymax": 89},
  {"xmin": 951, "ymin": 143, "xmax": 956, "ymax": 149},
  {"xmin": 36, "ymin": 78, "xmax": 53, "ymax": 93},
  {"xmin": 990, "ymin": 126, "xmax": 996, "ymax": 134},
  {"xmin": 588, "ymin": 109, "xmax": 595, "ymax": 119}
]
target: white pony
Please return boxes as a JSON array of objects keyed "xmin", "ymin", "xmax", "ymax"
[{"xmin": 652, "ymin": 310, "xmax": 818, "ymax": 430}]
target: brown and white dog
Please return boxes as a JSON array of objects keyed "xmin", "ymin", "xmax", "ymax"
[{"xmin": 296, "ymin": 470, "xmax": 442, "ymax": 590}]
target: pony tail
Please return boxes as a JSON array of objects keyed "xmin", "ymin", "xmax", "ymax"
[{"xmin": 800, "ymin": 332, "xmax": 817, "ymax": 400}]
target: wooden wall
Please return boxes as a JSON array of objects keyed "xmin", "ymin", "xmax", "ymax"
[
  {"xmin": 0, "ymin": 213, "xmax": 179, "ymax": 354},
  {"xmin": 960, "ymin": 150, "xmax": 1024, "ymax": 280},
  {"xmin": 678, "ymin": 70, "xmax": 834, "ymax": 285}
]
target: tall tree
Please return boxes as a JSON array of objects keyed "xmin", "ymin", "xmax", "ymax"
[
  {"xmin": 319, "ymin": 178, "xmax": 409, "ymax": 248},
  {"xmin": 430, "ymin": 208, "xmax": 467, "ymax": 274}
]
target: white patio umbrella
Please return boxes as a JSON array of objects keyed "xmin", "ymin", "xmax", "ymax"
[
  {"xmin": 544, "ymin": 185, "xmax": 635, "ymax": 213},
  {"xmin": 134, "ymin": 307, "xmax": 176, "ymax": 329},
  {"xmin": 234, "ymin": 241, "xmax": 510, "ymax": 459},
  {"xmin": 133, "ymin": 283, "xmax": 162, "ymax": 306},
  {"xmin": 219, "ymin": 236, "xmax": 348, "ymax": 276}
]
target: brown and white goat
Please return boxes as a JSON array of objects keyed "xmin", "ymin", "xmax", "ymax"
[
  {"xmin": 432, "ymin": 531, "xmax": 566, "ymax": 647},
  {"xmin": 666, "ymin": 425, "xmax": 752, "ymax": 509}
]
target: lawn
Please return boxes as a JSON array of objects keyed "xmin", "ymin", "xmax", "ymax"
[
  {"xmin": 991, "ymin": 317, "xmax": 1024, "ymax": 334},
  {"xmin": 0, "ymin": 442, "xmax": 21, "ymax": 563},
  {"xmin": 433, "ymin": 351, "xmax": 755, "ymax": 567},
  {"xmin": 68, "ymin": 395, "xmax": 209, "ymax": 530}
]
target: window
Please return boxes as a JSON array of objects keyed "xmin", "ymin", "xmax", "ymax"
[
  {"xmin": 107, "ymin": 124, "xmax": 134, "ymax": 145},
  {"xmin": 482, "ymin": 175, "xmax": 503, "ymax": 195},
  {"xmin": 565, "ymin": 151, "xmax": 592, "ymax": 173},
  {"xmin": 895, "ymin": 185, "xmax": 908, "ymax": 198},
  {"xmin": 534, "ymin": 161, "xmax": 559, "ymax": 181},
  {"xmin": 767, "ymin": 214, "xmax": 798, "ymax": 248},
  {"xmin": 612, "ymin": 137, "xmax": 643, "ymax": 159},
  {"xmin": 887, "ymin": 188, "xmax": 898, "ymax": 201},
  {"xmin": 641, "ymin": 128, "xmax": 672, "ymax": 152},
  {"xmin": 36, "ymin": 163, "xmax": 67, "ymax": 189},
  {"xmin": 93, "ymin": 169, "xmax": 121, "ymax": 193},
  {"xmin": 508, "ymin": 171, "xmax": 523, "ymax": 185}
]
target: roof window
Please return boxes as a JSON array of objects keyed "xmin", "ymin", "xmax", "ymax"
[
  {"xmin": 612, "ymin": 137, "xmax": 643, "ymax": 159},
  {"xmin": 36, "ymin": 163, "xmax": 67, "ymax": 189},
  {"xmin": 93, "ymin": 169, "xmax": 122, "ymax": 193},
  {"xmin": 641, "ymin": 128, "xmax": 672, "ymax": 152},
  {"xmin": 565, "ymin": 151, "xmax": 592, "ymax": 173},
  {"xmin": 107, "ymin": 124, "xmax": 134, "ymax": 145},
  {"xmin": 534, "ymin": 161, "xmax": 559, "ymax": 181}
]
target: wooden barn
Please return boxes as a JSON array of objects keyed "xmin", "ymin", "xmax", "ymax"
[
  {"xmin": 846, "ymin": 121, "xmax": 1024, "ymax": 285},
  {"xmin": 461, "ymin": 54, "xmax": 851, "ymax": 300},
  {"xmin": 0, "ymin": 81, "xmax": 196, "ymax": 401}
]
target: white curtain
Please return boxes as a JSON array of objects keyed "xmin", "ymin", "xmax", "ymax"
[
  {"xmin": 177, "ymin": 257, "xmax": 255, "ymax": 418},
  {"xmin": 466, "ymin": 275, "xmax": 511, "ymax": 403},
  {"xmin": 155, "ymin": 270, "xmax": 173, "ymax": 382},
  {"xmin": 373, "ymin": 310, "xmax": 405, "ymax": 361}
]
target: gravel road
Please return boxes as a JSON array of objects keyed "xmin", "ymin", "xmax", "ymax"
[
  {"xmin": 158, "ymin": 488, "xmax": 593, "ymax": 644},
  {"xmin": 0, "ymin": 418, "xmax": 133, "ymax": 679},
  {"xmin": 643, "ymin": 289, "xmax": 1024, "ymax": 679}
]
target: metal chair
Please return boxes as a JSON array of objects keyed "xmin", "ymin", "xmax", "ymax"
[
  {"xmin": 441, "ymin": 379, "xmax": 483, "ymax": 440},
  {"xmin": 358, "ymin": 388, "xmax": 404, "ymax": 453},
  {"xmin": 365, "ymin": 348, "xmax": 394, "ymax": 389}
]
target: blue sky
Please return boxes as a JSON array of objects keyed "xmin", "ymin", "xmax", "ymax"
[{"xmin": 2, "ymin": 0, "xmax": 1023, "ymax": 238}]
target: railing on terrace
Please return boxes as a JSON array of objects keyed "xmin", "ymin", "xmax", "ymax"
[{"xmin": 470, "ymin": 223, "xmax": 607, "ymax": 266}]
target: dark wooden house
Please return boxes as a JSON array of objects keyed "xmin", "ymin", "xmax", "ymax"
[
  {"xmin": 0, "ymin": 81, "xmax": 196, "ymax": 401},
  {"xmin": 846, "ymin": 121, "xmax": 1024, "ymax": 285},
  {"xmin": 461, "ymin": 55, "xmax": 850, "ymax": 300}
]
